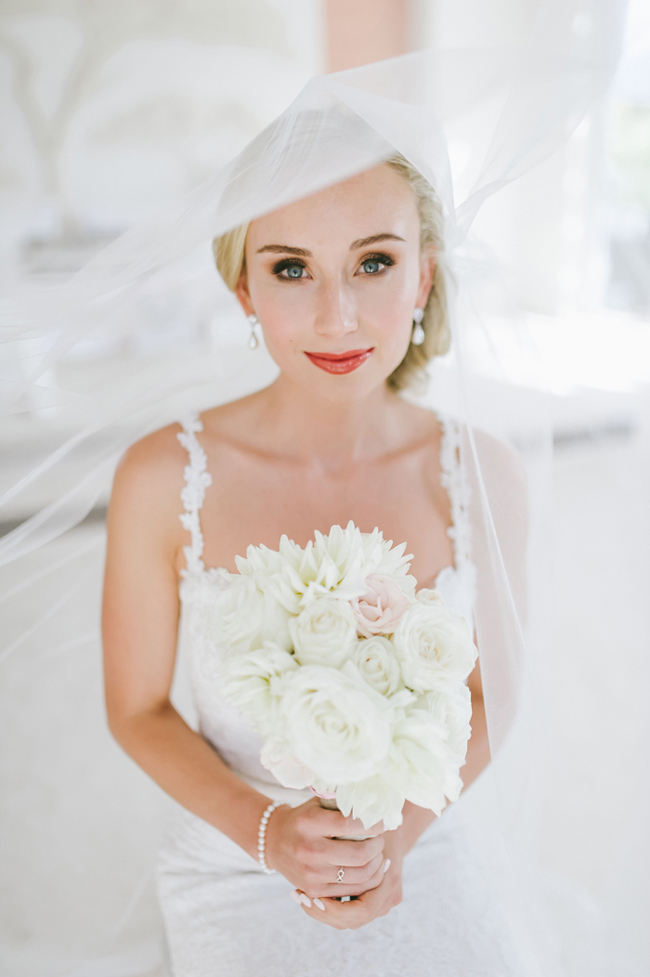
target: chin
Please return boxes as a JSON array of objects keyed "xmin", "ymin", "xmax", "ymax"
[{"xmin": 299, "ymin": 364, "xmax": 397, "ymax": 404}]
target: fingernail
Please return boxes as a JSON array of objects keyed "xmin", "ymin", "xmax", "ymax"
[
  {"xmin": 340, "ymin": 895, "xmax": 351, "ymax": 903},
  {"xmin": 382, "ymin": 858, "xmax": 391, "ymax": 874},
  {"xmin": 299, "ymin": 893, "xmax": 312, "ymax": 908},
  {"xmin": 313, "ymin": 897, "xmax": 326, "ymax": 911},
  {"xmin": 290, "ymin": 890, "xmax": 302, "ymax": 905}
]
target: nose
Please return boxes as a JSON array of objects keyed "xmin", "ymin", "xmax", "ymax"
[{"xmin": 313, "ymin": 280, "xmax": 358, "ymax": 339}]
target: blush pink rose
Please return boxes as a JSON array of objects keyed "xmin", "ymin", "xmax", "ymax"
[{"xmin": 351, "ymin": 574, "xmax": 411, "ymax": 637}]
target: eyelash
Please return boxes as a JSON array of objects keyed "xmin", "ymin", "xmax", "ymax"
[
  {"xmin": 271, "ymin": 252, "xmax": 396, "ymax": 280},
  {"xmin": 359, "ymin": 252, "xmax": 395, "ymax": 274},
  {"xmin": 272, "ymin": 258, "xmax": 307, "ymax": 279}
]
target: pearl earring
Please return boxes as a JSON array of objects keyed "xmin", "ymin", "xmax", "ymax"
[
  {"xmin": 248, "ymin": 313, "xmax": 260, "ymax": 349},
  {"xmin": 411, "ymin": 308, "xmax": 425, "ymax": 346}
]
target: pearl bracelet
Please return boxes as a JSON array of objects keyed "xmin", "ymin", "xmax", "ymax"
[{"xmin": 257, "ymin": 800, "xmax": 283, "ymax": 874}]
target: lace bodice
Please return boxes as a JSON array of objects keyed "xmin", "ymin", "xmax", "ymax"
[{"xmin": 174, "ymin": 410, "xmax": 477, "ymax": 801}]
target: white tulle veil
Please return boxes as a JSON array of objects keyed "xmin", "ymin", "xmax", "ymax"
[{"xmin": 1, "ymin": 1, "xmax": 641, "ymax": 974}]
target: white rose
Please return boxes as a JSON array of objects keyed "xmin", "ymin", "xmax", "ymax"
[
  {"xmin": 279, "ymin": 664, "xmax": 391, "ymax": 784},
  {"xmin": 335, "ymin": 774, "xmax": 405, "ymax": 831},
  {"xmin": 289, "ymin": 597, "xmax": 358, "ymax": 667},
  {"xmin": 219, "ymin": 641, "xmax": 297, "ymax": 733},
  {"xmin": 259, "ymin": 737, "xmax": 314, "ymax": 790},
  {"xmin": 210, "ymin": 575, "xmax": 292, "ymax": 655},
  {"xmin": 352, "ymin": 636, "xmax": 403, "ymax": 696},
  {"xmin": 384, "ymin": 710, "xmax": 453, "ymax": 815},
  {"xmin": 393, "ymin": 600, "xmax": 477, "ymax": 692},
  {"xmin": 418, "ymin": 685, "xmax": 473, "ymax": 762},
  {"xmin": 416, "ymin": 588, "xmax": 442, "ymax": 606}
]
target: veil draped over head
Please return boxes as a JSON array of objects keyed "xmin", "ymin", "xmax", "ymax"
[{"xmin": 2, "ymin": 1, "xmax": 645, "ymax": 974}]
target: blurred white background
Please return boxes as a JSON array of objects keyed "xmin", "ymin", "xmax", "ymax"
[{"xmin": 1, "ymin": 0, "xmax": 649, "ymax": 973}]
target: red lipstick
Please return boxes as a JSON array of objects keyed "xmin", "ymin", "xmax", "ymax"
[{"xmin": 304, "ymin": 348, "xmax": 374, "ymax": 374}]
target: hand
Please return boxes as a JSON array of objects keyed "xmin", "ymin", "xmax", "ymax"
[
  {"xmin": 293, "ymin": 847, "xmax": 403, "ymax": 929},
  {"xmin": 264, "ymin": 796, "xmax": 386, "ymax": 900}
]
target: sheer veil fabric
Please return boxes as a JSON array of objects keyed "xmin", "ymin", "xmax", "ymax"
[{"xmin": 1, "ymin": 1, "xmax": 641, "ymax": 974}]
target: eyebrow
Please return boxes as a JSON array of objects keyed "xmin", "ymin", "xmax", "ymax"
[
  {"xmin": 349, "ymin": 233, "xmax": 405, "ymax": 250},
  {"xmin": 255, "ymin": 233, "xmax": 406, "ymax": 258},
  {"xmin": 256, "ymin": 244, "xmax": 311, "ymax": 256}
]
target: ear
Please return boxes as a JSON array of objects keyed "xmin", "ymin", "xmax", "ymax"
[
  {"xmin": 234, "ymin": 267, "xmax": 254, "ymax": 317},
  {"xmin": 416, "ymin": 245, "xmax": 437, "ymax": 309}
]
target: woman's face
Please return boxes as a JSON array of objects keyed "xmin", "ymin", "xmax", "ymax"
[{"xmin": 235, "ymin": 164, "xmax": 436, "ymax": 403}]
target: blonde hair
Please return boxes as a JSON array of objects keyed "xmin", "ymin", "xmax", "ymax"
[{"xmin": 212, "ymin": 153, "xmax": 450, "ymax": 393}]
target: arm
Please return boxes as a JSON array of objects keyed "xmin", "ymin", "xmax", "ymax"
[
  {"xmin": 102, "ymin": 429, "xmax": 385, "ymax": 897},
  {"xmin": 102, "ymin": 430, "xmax": 270, "ymax": 860}
]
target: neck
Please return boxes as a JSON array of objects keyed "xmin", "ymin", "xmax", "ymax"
[{"xmin": 259, "ymin": 373, "xmax": 400, "ymax": 469}]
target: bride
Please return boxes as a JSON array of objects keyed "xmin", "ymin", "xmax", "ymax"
[
  {"xmin": 2, "ymin": 12, "xmax": 634, "ymax": 972},
  {"xmin": 102, "ymin": 153, "xmax": 503, "ymax": 975}
]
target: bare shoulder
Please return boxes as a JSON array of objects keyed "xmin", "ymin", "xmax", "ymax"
[
  {"xmin": 107, "ymin": 422, "xmax": 190, "ymax": 551},
  {"xmin": 112, "ymin": 422, "xmax": 187, "ymax": 497}
]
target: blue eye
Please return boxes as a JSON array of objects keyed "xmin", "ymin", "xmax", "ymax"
[
  {"xmin": 273, "ymin": 259, "xmax": 306, "ymax": 279},
  {"xmin": 359, "ymin": 253, "xmax": 394, "ymax": 275}
]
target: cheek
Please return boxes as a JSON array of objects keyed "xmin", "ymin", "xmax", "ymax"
[
  {"xmin": 248, "ymin": 282, "xmax": 310, "ymax": 352},
  {"xmin": 356, "ymin": 272, "xmax": 416, "ymax": 348}
]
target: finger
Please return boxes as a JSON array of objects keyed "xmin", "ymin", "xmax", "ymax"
[
  {"xmin": 321, "ymin": 875, "xmax": 391, "ymax": 929},
  {"xmin": 311, "ymin": 805, "xmax": 384, "ymax": 838},
  {"xmin": 316, "ymin": 852, "xmax": 384, "ymax": 889},
  {"xmin": 327, "ymin": 859, "xmax": 386, "ymax": 896},
  {"xmin": 318, "ymin": 834, "xmax": 385, "ymax": 867},
  {"xmin": 307, "ymin": 857, "xmax": 387, "ymax": 899},
  {"xmin": 298, "ymin": 851, "xmax": 383, "ymax": 894},
  {"xmin": 290, "ymin": 890, "xmax": 346, "ymax": 930}
]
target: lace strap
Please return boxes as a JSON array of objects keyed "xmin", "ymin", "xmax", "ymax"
[
  {"xmin": 177, "ymin": 412, "xmax": 213, "ymax": 576},
  {"xmin": 438, "ymin": 412, "xmax": 472, "ymax": 571}
]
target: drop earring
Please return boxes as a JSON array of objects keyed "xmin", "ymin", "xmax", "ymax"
[
  {"xmin": 248, "ymin": 313, "xmax": 260, "ymax": 349},
  {"xmin": 411, "ymin": 308, "xmax": 425, "ymax": 346}
]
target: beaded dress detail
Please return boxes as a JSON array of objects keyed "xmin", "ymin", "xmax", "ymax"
[{"xmin": 156, "ymin": 411, "xmax": 523, "ymax": 977}]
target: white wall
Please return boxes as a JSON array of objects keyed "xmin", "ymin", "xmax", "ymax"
[{"xmin": 0, "ymin": 0, "xmax": 325, "ymax": 258}]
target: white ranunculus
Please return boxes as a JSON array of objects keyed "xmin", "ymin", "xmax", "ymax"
[
  {"xmin": 335, "ymin": 775, "xmax": 405, "ymax": 831},
  {"xmin": 302, "ymin": 522, "xmax": 417, "ymax": 606},
  {"xmin": 210, "ymin": 575, "xmax": 292, "ymax": 655},
  {"xmin": 231, "ymin": 523, "xmax": 416, "ymax": 614},
  {"xmin": 279, "ymin": 663, "xmax": 391, "ymax": 784},
  {"xmin": 393, "ymin": 599, "xmax": 477, "ymax": 692},
  {"xmin": 232, "ymin": 538, "xmax": 303, "ymax": 616},
  {"xmin": 219, "ymin": 641, "xmax": 298, "ymax": 733},
  {"xmin": 289, "ymin": 597, "xmax": 358, "ymax": 668},
  {"xmin": 352, "ymin": 636, "xmax": 403, "ymax": 696}
]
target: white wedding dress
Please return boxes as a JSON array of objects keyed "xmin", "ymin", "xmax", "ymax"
[{"xmin": 155, "ymin": 411, "xmax": 527, "ymax": 977}]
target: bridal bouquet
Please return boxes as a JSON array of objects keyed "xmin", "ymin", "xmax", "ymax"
[{"xmin": 212, "ymin": 522, "xmax": 478, "ymax": 830}]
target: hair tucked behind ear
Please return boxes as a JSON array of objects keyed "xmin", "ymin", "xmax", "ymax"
[{"xmin": 212, "ymin": 152, "xmax": 450, "ymax": 394}]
